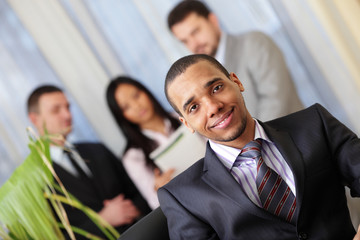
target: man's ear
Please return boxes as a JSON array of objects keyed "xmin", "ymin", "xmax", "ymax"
[
  {"xmin": 28, "ymin": 112, "xmax": 38, "ymax": 126},
  {"xmin": 230, "ymin": 72, "xmax": 245, "ymax": 92},
  {"xmin": 208, "ymin": 13, "xmax": 220, "ymax": 29},
  {"xmin": 179, "ymin": 116, "xmax": 195, "ymax": 134}
]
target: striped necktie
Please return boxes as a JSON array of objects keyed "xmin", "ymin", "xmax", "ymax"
[{"xmin": 237, "ymin": 139, "xmax": 297, "ymax": 224}]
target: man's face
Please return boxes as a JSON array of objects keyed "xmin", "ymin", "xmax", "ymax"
[
  {"xmin": 30, "ymin": 92, "xmax": 72, "ymax": 138},
  {"xmin": 171, "ymin": 12, "xmax": 221, "ymax": 57},
  {"xmin": 168, "ymin": 60, "xmax": 253, "ymax": 148}
]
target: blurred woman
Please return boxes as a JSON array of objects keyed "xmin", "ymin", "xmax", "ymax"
[{"xmin": 106, "ymin": 76, "xmax": 180, "ymax": 209}]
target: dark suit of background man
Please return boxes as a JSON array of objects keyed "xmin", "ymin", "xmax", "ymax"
[
  {"xmin": 27, "ymin": 85, "xmax": 151, "ymax": 239},
  {"xmin": 167, "ymin": 0, "xmax": 303, "ymax": 121},
  {"xmin": 159, "ymin": 54, "xmax": 360, "ymax": 239}
]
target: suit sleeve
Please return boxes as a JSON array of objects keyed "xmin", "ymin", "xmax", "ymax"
[
  {"xmin": 246, "ymin": 31, "xmax": 303, "ymax": 121},
  {"xmin": 101, "ymin": 144, "xmax": 152, "ymax": 215},
  {"xmin": 158, "ymin": 187, "xmax": 219, "ymax": 240},
  {"xmin": 316, "ymin": 104, "xmax": 360, "ymax": 197}
]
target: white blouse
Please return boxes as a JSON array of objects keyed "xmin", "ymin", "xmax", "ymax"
[{"xmin": 122, "ymin": 119, "xmax": 175, "ymax": 209}]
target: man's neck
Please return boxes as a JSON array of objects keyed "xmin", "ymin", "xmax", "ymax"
[
  {"xmin": 213, "ymin": 118, "xmax": 256, "ymax": 150},
  {"xmin": 47, "ymin": 134, "xmax": 67, "ymax": 147}
]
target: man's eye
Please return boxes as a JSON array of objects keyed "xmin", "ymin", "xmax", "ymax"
[
  {"xmin": 189, "ymin": 105, "xmax": 198, "ymax": 113},
  {"xmin": 213, "ymin": 84, "xmax": 223, "ymax": 93}
]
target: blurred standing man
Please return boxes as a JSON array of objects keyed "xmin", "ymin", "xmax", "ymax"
[
  {"xmin": 167, "ymin": 0, "xmax": 303, "ymax": 121},
  {"xmin": 27, "ymin": 85, "xmax": 151, "ymax": 239}
]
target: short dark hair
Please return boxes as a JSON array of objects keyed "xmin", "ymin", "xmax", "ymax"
[
  {"xmin": 27, "ymin": 85, "xmax": 63, "ymax": 114},
  {"xmin": 167, "ymin": 0, "xmax": 211, "ymax": 30},
  {"xmin": 164, "ymin": 54, "xmax": 230, "ymax": 115}
]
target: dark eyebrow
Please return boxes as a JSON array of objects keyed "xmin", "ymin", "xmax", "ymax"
[
  {"xmin": 182, "ymin": 78, "xmax": 222, "ymax": 112},
  {"xmin": 204, "ymin": 78, "xmax": 222, "ymax": 88},
  {"xmin": 183, "ymin": 96, "xmax": 195, "ymax": 112}
]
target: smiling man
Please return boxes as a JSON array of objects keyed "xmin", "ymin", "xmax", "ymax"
[{"xmin": 158, "ymin": 54, "xmax": 360, "ymax": 240}]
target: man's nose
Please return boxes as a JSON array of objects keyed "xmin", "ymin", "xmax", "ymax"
[
  {"xmin": 62, "ymin": 108, "xmax": 72, "ymax": 119},
  {"xmin": 188, "ymin": 37, "xmax": 198, "ymax": 52},
  {"xmin": 205, "ymin": 98, "xmax": 223, "ymax": 118}
]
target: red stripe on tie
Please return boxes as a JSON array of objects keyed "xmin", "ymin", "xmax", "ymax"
[
  {"xmin": 286, "ymin": 198, "xmax": 297, "ymax": 222},
  {"xmin": 242, "ymin": 146, "xmax": 260, "ymax": 154},
  {"xmin": 274, "ymin": 187, "xmax": 291, "ymax": 216},
  {"xmin": 263, "ymin": 176, "xmax": 282, "ymax": 210},
  {"xmin": 257, "ymin": 157, "xmax": 264, "ymax": 172},
  {"xmin": 257, "ymin": 168, "xmax": 271, "ymax": 195}
]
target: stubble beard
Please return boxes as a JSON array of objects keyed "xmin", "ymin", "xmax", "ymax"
[
  {"xmin": 212, "ymin": 113, "xmax": 247, "ymax": 143},
  {"xmin": 209, "ymin": 33, "xmax": 221, "ymax": 57},
  {"xmin": 196, "ymin": 43, "xmax": 217, "ymax": 57},
  {"xmin": 209, "ymin": 44, "xmax": 218, "ymax": 58}
]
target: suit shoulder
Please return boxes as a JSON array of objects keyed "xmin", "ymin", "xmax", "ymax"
[
  {"xmin": 74, "ymin": 142, "xmax": 116, "ymax": 160},
  {"xmin": 268, "ymin": 103, "xmax": 322, "ymax": 119},
  {"xmin": 74, "ymin": 142, "xmax": 108, "ymax": 150},
  {"xmin": 244, "ymin": 30, "xmax": 270, "ymax": 38},
  {"xmin": 264, "ymin": 103, "xmax": 334, "ymax": 132},
  {"xmin": 234, "ymin": 31, "xmax": 273, "ymax": 43},
  {"xmin": 164, "ymin": 158, "xmax": 205, "ymax": 189}
]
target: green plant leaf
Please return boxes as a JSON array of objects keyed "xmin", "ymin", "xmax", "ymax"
[{"xmin": 0, "ymin": 129, "xmax": 120, "ymax": 239}]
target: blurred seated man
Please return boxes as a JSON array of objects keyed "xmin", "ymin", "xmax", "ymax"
[{"xmin": 27, "ymin": 85, "xmax": 151, "ymax": 239}]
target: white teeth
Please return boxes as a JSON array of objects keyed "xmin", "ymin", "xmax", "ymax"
[{"xmin": 217, "ymin": 116, "xmax": 228, "ymax": 126}]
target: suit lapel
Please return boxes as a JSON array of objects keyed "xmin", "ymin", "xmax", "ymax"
[
  {"xmin": 201, "ymin": 143, "xmax": 282, "ymax": 222},
  {"xmin": 261, "ymin": 122, "xmax": 305, "ymax": 219},
  {"xmin": 75, "ymin": 145, "xmax": 106, "ymax": 200},
  {"xmin": 53, "ymin": 163, "xmax": 96, "ymax": 198},
  {"xmin": 53, "ymin": 148, "xmax": 105, "ymax": 202}
]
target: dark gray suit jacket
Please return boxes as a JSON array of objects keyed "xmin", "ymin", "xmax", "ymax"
[
  {"xmin": 158, "ymin": 104, "xmax": 360, "ymax": 240},
  {"xmin": 54, "ymin": 143, "xmax": 151, "ymax": 239}
]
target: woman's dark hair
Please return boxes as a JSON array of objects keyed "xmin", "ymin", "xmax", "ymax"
[{"xmin": 106, "ymin": 76, "xmax": 180, "ymax": 168}]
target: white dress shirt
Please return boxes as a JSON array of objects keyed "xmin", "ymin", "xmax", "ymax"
[
  {"xmin": 209, "ymin": 119, "xmax": 295, "ymax": 207},
  {"xmin": 50, "ymin": 143, "xmax": 92, "ymax": 177}
]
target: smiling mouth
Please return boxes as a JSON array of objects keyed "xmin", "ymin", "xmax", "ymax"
[{"xmin": 211, "ymin": 108, "xmax": 234, "ymax": 129}]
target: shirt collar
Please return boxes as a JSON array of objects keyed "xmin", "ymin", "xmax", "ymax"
[
  {"xmin": 214, "ymin": 31, "xmax": 226, "ymax": 65},
  {"xmin": 50, "ymin": 144, "xmax": 64, "ymax": 165},
  {"xmin": 50, "ymin": 142, "xmax": 75, "ymax": 165},
  {"xmin": 209, "ymin": 119, "xmax": 273, "ymax": 168}
]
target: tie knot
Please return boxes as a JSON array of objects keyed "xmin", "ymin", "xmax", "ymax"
[{"xmin": 238, "ymin": 139, "xmax": 262, "ymax": 159}]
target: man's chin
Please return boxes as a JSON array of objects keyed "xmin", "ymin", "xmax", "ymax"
[
  {"xmin": 195, "ymin": 48, "xmax": 208, "ymax": 55},
  {"xmin": 213, "ymin": 119, "xmax": 247, "ymax": 143},
  {"xmin": 213, "ymin": 133, "xmax": 242, "ymax": 143},
  {"xmin": 61, "ymin": 126, "xmax": 73, "ymax": 137}
]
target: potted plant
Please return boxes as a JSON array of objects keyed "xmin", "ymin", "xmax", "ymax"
[{"xmin": 0, "ymin": 129, "xmax": 120, "ymax": 240}]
